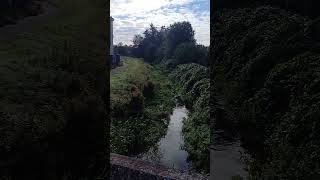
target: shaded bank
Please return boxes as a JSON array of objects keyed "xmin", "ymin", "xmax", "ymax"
[
  {"xmin": 0, "ymin": 0, "xmax": 108, "ymax": 179},
  {"xmin": 212, "ymin": 0, "xmax": 320, "ymax": 18},
  {"xmin": 211, "ymin": 5, "xmax": 320, "ymax": 178}
]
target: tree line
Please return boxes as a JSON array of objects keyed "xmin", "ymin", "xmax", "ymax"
[{"xmin": 114, "ymin": 21, "xmax": 209, "ymax": 67}]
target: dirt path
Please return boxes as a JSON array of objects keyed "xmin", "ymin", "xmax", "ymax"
[{"xmin": 0, "ymin": 2, "xmax": 59, "ymax": 42}]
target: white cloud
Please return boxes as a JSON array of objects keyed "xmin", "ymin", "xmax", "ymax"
[{"xmin": 111, "ymin": 0, "xmax": 210, "ymax": 46}]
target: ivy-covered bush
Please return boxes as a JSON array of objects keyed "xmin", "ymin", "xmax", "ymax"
[{"xmin": 211, "ymin": 6, "xmax": 320, "ymax": 178}]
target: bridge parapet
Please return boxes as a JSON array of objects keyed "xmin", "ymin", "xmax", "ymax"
[{"xmin": 111, "ymin": 153, "xmax": 209, "ymax": 180}]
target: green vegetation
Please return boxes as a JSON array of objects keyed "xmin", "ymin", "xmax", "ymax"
[
  {"xmin": 116, "ymin": 20, "xmax": 210, "ymax": 173},
  {"xmin": 115, "ymin": 21, "xmax": 208, "ymax": 67},
  {"xmin": 110, "ymin": 57, "xmax": 210, "ymax": 173},
  {"xmin": 174, "ymin": 43, "xmax": 209, "ymax": 66},
  {"xmin": 169, "ymin": 63, "xmax": 210, "ymax": 173},
  {"xmin": 213, "ymin": 0, "xmax": 319, "ymax": 18},
  {"xmin": 211, "ymin": 6, "xmax": 320, "ymax": 179},
  {"xmin": 110, "ymin": 57, "xmax": 174, "ymax": 155},
  {"xmin": 0, "ymin": 0, "xmax": 108, "ymax": 179}
]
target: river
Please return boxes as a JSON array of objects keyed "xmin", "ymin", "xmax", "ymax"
[
  {"xmin": 137, "ymin": 105, "xmax": 191, "ymax": 171},
  {"xmin": 211, "ymin": 129, "xmax": 249, "ymax": 179},
  {"xmin": 137, "ymin": 104, "xmax": 249, "ymax": 179}
]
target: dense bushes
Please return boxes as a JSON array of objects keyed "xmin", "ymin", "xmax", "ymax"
[
  {"xmin": 118, "ymin": 21, "xmax": 208, "ymax": 67},
  {"xmin": 211, "ymin": 6, "xmax": 320, "ymax": 178},
  {"xmin": 170, "ymin": 63, "xmax": 210, "ymax": 173},
  {"xmin": 110, "ymin": 58, "xmax": 174, "ymax": 155},
  {"xmin": 212, "ymin": 0, "xmax": 320, "ymax": 18},
  {"xmin": 174, "ymin": 43, "xmax": 209, "ymax": 66},
  {"xmin": 110, "ymin": 83, "xmax": 144, "ymax": 118},
  {"xmin": 143, "ymin": 80, "xmax": 155, "ymax": 98},
  {"xmin": 0, "ymin": 42, "xmax": 108, "ymax": 180},
  {"xmin": 241, "ymin": 52, "xmax": 320, "ymax": 179},
  {"xmin": 164, "ymin": 22, "xmax": 196, "ymax": 58}
]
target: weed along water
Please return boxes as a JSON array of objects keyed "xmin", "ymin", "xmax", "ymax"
[
  {"xmin": 137, "ymin": 103, "xmax": 191, "ymax": 171},
  {"xmin": 111, "ymin": 58, "xmax": 208, "ymax": 175}
]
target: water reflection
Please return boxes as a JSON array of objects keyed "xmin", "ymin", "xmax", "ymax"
[
  {"xmin": 137, "ymin": 106, "xmax": 191, "ymax": 171},
  {"xmin": 211, "ymin": 129, "xmax": 248, "ymax": 180}
]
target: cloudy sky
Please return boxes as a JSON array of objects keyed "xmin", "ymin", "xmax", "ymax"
[{"xmin": 110, "ymin": 0, "xmax": 210, "ymax": 46}]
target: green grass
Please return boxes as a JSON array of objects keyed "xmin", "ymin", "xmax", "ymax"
[
  {"xmin": 111, "ymin": 57, "xmax": 149, "ymax": 92},
  {"xmin": 110, "ymin": 57, "xmax": 149, "ymax": 117},
  {"xmin": 144, "ymin": 66, "xmax": 175, "ymax": 117},
  {"xmin": 110, "ymin": 57, "xmax": 175, "ymax": 155}
]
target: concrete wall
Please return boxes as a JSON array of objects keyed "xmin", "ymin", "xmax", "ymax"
[
  {"xmin": 110, "ymin": 16, "xmax": 114, "ymax": 55},
  {"xmin": 110, "ymin": 153, "xmax": 209, "ymax": 180}
]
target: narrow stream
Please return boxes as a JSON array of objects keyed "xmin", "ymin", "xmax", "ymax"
[
  {"xmin": 136, "ymin": 103, "xmax": 249, "ymax": 179},
  {"xmin": 137, "ymin": 105, "xmax": 191, "ymax": 171}
]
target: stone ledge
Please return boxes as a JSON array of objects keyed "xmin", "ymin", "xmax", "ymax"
[{"xmin": 111, "ymin": 153, "xmax": 209, "ymax": 180}]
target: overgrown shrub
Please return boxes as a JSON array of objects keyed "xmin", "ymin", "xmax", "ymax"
[
  {"xmin": 212, "ymin": 0, "xmax": 320, "ymax": 18},
  {"xmin": 110, "ymin": 58, "xmax": 174, "ymax": 156},
  {"xmin": 143, "ymin": 80, "xmax": 155, "ymax": 98},
  {"xmin": 0, "ymin": 46, "xmax": 108, "ymax": 179},
  {"xmin": 174, "ymin": 43, "xmax": 208, "ymax": 66},
  {"xmin": 211, "ymin": 6, "xmax": 320, "ymax": 178}
]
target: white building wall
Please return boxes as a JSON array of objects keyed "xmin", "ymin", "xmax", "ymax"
[{"xmin": 110, "ymin": 17, "xmax": 114, "ymax": 55}]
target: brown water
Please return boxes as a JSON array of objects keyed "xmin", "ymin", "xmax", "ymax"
[{"xmin": 137, "ymin": 105, "xmax": 191, "ymax": 171}]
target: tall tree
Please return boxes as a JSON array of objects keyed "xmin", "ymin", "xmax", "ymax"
[
  {"xmin": 132, "ymin": 34, "xmax": 144, "ymax": 57},
  {"xmin": 132, "ymin": 34, "xmax": 143, "ymax": 47},
  {"xmin": 141, "ymin": 24, "xmax": 162, "ymax": 62},
  {"xmin": 165, "ymin": 21, "xmax": 195, "ymax": 57}
]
